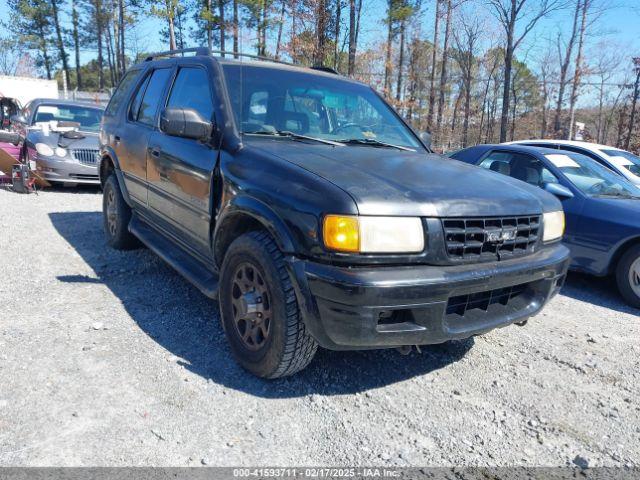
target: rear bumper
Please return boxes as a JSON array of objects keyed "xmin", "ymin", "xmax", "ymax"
[{"xmin": 288, "ymin": 243, "xmax": 570, "ymax": 350}]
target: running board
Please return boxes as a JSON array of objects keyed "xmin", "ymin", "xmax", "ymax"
[{"xmin": 129, "ymin": 215, "xmax": 219, "ymax": 298}]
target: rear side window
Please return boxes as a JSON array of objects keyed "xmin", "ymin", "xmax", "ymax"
[
  {"xmin": 137, "ymin": 68, "xmax": 171, "ymax": 126},
  {"xmin": 166, "ymin": 67, "xmax": 214, "ymax": 121},
  {"xmin": 104, "ymin": 68, "xmax": 140, "ymax": 117}
]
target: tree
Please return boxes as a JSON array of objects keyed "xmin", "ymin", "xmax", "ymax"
[
  {"xmin": 487, "ymin": 0, "xmax": 563, "ymax": 142},
  {"xmin": 5, "ymin": 0, "xmax": 55, "ymax": 79},
  {"xmin": 49, "ymin": 0, "xmax": 71, "ymax": 88},
  {"xmin": 452, "ymin": 12, "xmax": 482, "ymax": 146},
  {"xmin": 149, "ymin": 0, "xmax": 180, "ymax": 49},
  {"xmin": 426, "ymin": 0, "xmax": 442, "ymax": 130},
  {"xmin": 435, "ymin": 0, "xmax": 453, "ymax": 137}
]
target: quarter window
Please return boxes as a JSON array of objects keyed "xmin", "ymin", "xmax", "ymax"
[{"xmin": 166, "ymin": 67, "xmax": 214, "ymax": 121}]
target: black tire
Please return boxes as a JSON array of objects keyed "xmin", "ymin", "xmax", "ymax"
[
  {"xmin": 219, "ymin": 231, "xmax": 318, "ymax": 378},
  {"xmin": 615, "ymin": 244, "xmax": 640, "ymax": 309},
  {"xmin": 102, "ymin": 173, "xmax": 139, "ymax": 250}
]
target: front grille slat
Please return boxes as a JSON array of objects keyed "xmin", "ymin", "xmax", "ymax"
[
  {"xmin": 446, "ymin": 282, "xmax": 529, "ymax": 317},
  {"xmin": 71, "ymin": 149, "xmax": 99, "ymax": 165},
  {"xmin": 442, "ymin": 215, "xmax": 540, "ymax": 261}
]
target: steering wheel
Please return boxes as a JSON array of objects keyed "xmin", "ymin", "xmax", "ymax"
[{"xmin": 587, "ymin": 181, "xmax": 606, "ymax": 194}]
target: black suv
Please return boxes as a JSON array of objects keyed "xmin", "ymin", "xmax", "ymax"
[{"xmin": 99, "ymin": 48, "xmax": 569, "ymax": 378}]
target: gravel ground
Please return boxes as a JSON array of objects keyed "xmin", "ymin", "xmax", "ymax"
[{"xmin": 0, "ymin": 186, "xmax": 638, "ymax": 468}]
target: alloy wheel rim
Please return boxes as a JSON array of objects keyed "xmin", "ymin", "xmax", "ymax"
[
  {"xmin": 230, "ymin": 262, "xmax": 271, "ymax": 351},
  {"xmin": 106, "ymin": 189, "xmax": 117, "ymax": 236},
  {"xmin": 629, "ymin": 257, "xmax": 640, "ymax": 297}
]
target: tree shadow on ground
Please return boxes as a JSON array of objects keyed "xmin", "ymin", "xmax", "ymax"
[{"xmin": 51, "ymin": 211, "xmax": 477, "ymax": 398}]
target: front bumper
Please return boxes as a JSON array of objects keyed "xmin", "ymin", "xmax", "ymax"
[
  {"xmin": 33, "ymin": 155, "xmax": 100, "ymax": 184},
  {"xmin": 288, "ymin": 243, "xmax": 570, "ymax": 350}
]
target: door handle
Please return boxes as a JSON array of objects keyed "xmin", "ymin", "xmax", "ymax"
[
  {"xmin": 150, "ymin": 148, "xmax": 160, "ymax": 158},
  {"xmin": 114, "ymin": 135, "xmax": 121, "ymax": 144}
]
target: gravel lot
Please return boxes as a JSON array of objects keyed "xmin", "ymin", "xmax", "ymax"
[{"xmin": 0, "ymin": 186, "xmax": 638, "ymax": 468}]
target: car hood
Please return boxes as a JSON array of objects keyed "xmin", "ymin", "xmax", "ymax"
[
  {"xmin": 28, "ymin": 129, "xmax": 100, "ymax": 150},
  {"xmin": 249, "ymin": 138, "xmax": 560, "ymax": 217}
]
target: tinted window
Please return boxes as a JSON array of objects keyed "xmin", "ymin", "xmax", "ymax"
[
  {"xmin": 104, "ymin": 68, "xmax": 140, "ymax": 117},
  {"xmin": 137, "ymin": 68, "xmax": 171, "ymax": 126},
  {"xmin": 166, "ymin": 67, "xmax": 214, "ymax": 121},
  {"xmin": 129, "ymin": 74, "xmax": 151, "ymax": 121},
  {"xmin": 479, "ymin": 151, "xmax": 559, "ymax": 187}
]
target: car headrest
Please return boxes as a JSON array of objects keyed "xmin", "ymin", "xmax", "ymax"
[
  {"xmin": 490, "ymin": 161, "xmax": 510, "ymax": 175},
  {"xmin": 513, "ymin": 165, "xmax": 541, "ymax": 186},
  {"xmin": 35, "ymin": 112, "xmax": 55, "ymax": 122},
  {"xmin": 281, "ymin": 111, "xmax": 309, "ymax": 134}
]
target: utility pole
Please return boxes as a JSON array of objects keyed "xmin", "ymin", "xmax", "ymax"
[{"xmin": 625, "ymin": 57, "xmax": 640, "ymax": 151}]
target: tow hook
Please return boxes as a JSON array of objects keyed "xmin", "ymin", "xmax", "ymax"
[{"xmin": 396, "ymin": 345, "xmax": 422, "ymax": 355}]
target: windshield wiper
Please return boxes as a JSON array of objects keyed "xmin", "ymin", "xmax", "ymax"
[
  {"xmin": 337, "ymin": 138, "xmax": 415, "ymax": 152},
  {"xmin": 245, "ymin": 130, "xmax": 345, "ymax": 146}
]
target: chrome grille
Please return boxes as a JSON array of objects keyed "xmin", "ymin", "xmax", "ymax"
[
  {"xmin": 71, "ymin": 148, "xmax": 99, "ymax": 165},
  {"xmin": 442, "ymin": 215, "xmax": 540, "ymax": 261}
]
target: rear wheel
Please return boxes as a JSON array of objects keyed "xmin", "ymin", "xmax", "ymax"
[
  {"xmin": 219, "ymin": 231, "xmax": 317, "ymax": 378},
  {"xmin": 616, "ymin": 244, "xmax": 640, "ymax": 308},
  {"xmin": 102, "ymin": 173, "xmax": 139, "ymax": 250}
]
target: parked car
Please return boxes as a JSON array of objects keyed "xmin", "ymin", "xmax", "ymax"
[
  {"xmin": 451, "ymin": 144, "xmax": 640, "ymax": 308},
  {"xmin": 509, "ymin": 139, "xmax": 640, "ymax": 186},
  {"xmin": 11, "ymin": 98, "xmax": 104, "ymax": 185},
  {"xmin": 99, "ymin": 48, "xmax": 569, "ymax": 378}
]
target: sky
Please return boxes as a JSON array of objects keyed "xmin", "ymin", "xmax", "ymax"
[{"xmin": 1, "ymin": 0, "xmax": 639, "ymax": 88}]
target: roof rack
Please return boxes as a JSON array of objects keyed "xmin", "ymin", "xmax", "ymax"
[
  {"xmin": 144, "ymin": 47, "xmax": 210, "ymax": 62},
  {"xmin": 143, "ymin": 47, "xmax": 339, "ymax": 74}
]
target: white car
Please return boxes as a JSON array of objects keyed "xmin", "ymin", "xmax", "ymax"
[{"xmin": 508, "ymin": 140, "xmax": 640, "ymax": 186}]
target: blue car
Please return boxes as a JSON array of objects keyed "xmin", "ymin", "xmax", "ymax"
[{"xmin": 451, "ymin": 144, "xmax": 640, "ymax": 308}]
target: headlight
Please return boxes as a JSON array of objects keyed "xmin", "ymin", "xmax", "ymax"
[
  {"xmin": 55, "ymin": 147, "xmax": 67, "ymax": 157},
  {"xmin": 323, "ymin": 215, "xmax": 425, "ymax": 253},
  {"xmin": 543, "ymin": 211, "xmax": 565, "ymax": 242},
  {"xmin": 35, "ymin": 143, "xmax": 54, "ymax": 157}
]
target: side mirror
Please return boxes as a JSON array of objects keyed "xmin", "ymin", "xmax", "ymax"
[
  {"xmin": 10, "ymin": 114, "xmax": 26, "ymax": 125},
  {"xmin": 0, "ymin": 130, "xmax": 22, "ymax": 146},
  {"xmin": 419, "ymin": 131, "xmax": 432, "ymax": 149},
  {"xmin": 544, "ymin": 182, "xmax": 574, "ymax": 199},
  {"xmin": 160, "ymin": 107, "xmax": 213, "ymax": 141}
]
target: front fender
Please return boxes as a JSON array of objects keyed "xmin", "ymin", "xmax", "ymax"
[{"xmin": 214, "ymin": 195, "xmax": 298, "ymax": 261}]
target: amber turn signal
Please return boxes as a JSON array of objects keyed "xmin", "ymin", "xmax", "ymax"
[{"xmin": 323, "ymin": 215, "xmax": 360, "ymax": 252}]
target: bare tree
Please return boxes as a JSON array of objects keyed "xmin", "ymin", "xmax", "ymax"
[
  {"xmin": 435, "ymin": 0, "xmax": 453, "ymax": 138},
  {"xmin": 487, "ymin": 0, "xmax": 564, "ymax": 142},
  {"xmin": 426, "ymin": 0, "xmax": 442, "ymax": 130},
  {"xmin": 452, "ymin": 12, "xmax": 483, "ymax": 146},
  {"xmin": 552, "ymin": 0, "xmax": 581, "ymax": 135}
]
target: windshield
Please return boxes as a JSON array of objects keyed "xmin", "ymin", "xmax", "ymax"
[
  {"xmin": 222, "ymin": 64, "xmax": 422, "ymax": 149},
  {"xmin": 544, "ymin": 151, "xmax": 640, "ymax": 197},
  {"xmin": 32, "ymin": 104, "xmax": 103, "ymax": 132},
  {"xmin": 600, "ymin": 148, "xmax": 640, "ymax": 177}
]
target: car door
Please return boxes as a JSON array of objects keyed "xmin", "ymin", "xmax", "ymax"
[
  {"xmin": 146, "ymin": 64, "xmax": 218, "ymax": 254},
  {"xmin": 118, "ymin": 67, "xmax": 172, "ymax": 207}
]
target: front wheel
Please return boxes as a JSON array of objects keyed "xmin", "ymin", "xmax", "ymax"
[
  {"xmin": 102, "ymin": 174, "xmax": 139, "ymax": 250},
  {"xmin": 616, "ymin": 244, "xmax": 640, "ymax": 309},
  {"xmin": 219, "ymin": 231, "xmax": 318, "ymax": 378}
]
